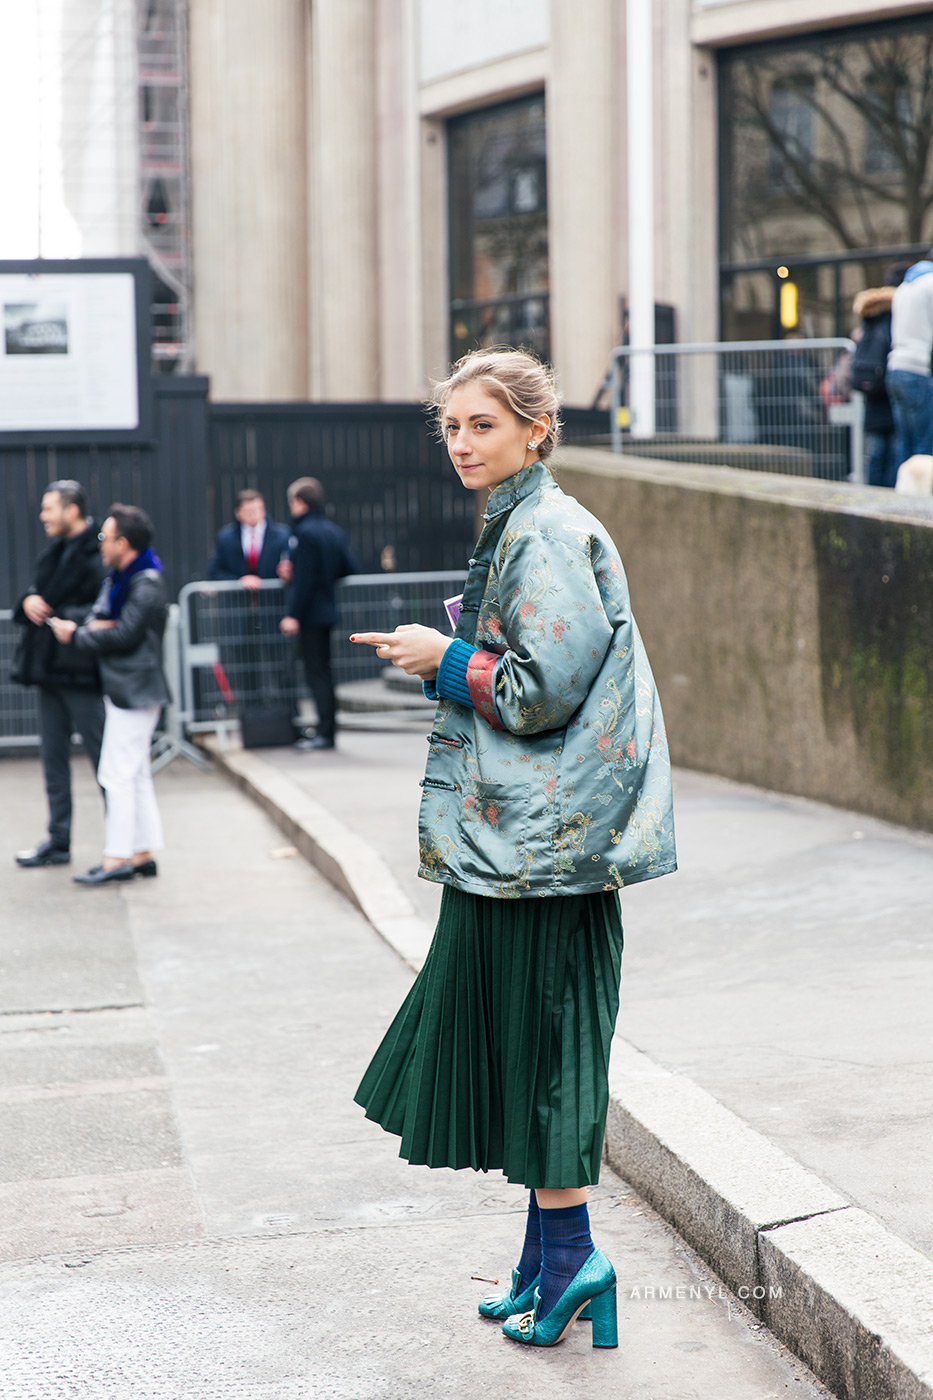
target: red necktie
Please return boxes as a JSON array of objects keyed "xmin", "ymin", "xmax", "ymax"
[{"xmin": 246, "ymin": 530, "xmax": 259, "ymax": 573}]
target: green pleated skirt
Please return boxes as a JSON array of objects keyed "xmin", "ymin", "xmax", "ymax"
[{"xmin": 353, "ymin": 885, "xmax": 624, "ymax": 1189}]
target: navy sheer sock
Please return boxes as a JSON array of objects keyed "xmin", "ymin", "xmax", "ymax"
[
  {"xmin": 538, "ymin": 1201, "xmax": 596, "ymax": 1319},
  {"xmin": 516, "ymin": 1190, "xmax": 541, "ymax": 1289}
]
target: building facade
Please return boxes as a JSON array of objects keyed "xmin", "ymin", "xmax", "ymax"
[
  {"xmin": 188, "ymin": 0, "xmax": 933, "ymax": 406},
  {"xmin": 26, "ymin": 1, "xmax": 929, "ymax": 404}
]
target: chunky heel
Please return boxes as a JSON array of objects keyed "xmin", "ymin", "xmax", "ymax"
[
  {"xmin": 588, "ymin": 1284, "xmax": 618, "ymax": 1348},
  {"xmin": 502, "ymin": 1249, "xmax": 616, "ymax": 1347}
]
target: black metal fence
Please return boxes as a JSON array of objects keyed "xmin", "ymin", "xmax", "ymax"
[
  {"xmin": 1, "ymin": 385, "xmax": 607, "ymax": 611},
  {"xmin": 0, "ymin": 378, "xmax": 211, "ymax": 609}
]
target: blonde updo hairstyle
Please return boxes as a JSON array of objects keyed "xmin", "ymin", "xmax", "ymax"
[{"xmin": 432, "ymin": 348, "xmax": 562, "ymax": 460}]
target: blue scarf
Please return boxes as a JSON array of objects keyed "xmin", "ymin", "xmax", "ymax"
[
  {"xmin": 107, "ymin": 547, "xmax": 163, "ymax": 620},
  {"xmin": 904, "ymin": 261, "xmax": 933, "ymax": 284}
]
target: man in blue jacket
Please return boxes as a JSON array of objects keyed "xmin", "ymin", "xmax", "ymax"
[
  {"xmin": 280, "ymin": 478, "xmax": 356, "ymax": 751},
  {"xmin": 207, "ymin": 489, "xmax": 290, "ymax": 585},
  {"xmin": 207, "ymin": 489, "xmax": 291, "ymax": 713}
]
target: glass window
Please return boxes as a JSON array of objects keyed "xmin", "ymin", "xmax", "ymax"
[
  {"xmin": 720, "ymin": 17, "xmax": 933, "ymax": 264},
  {"xmin": 768, "ymin": 76, "xmax": 815, "ymax": 190},
  {"xmin": 447, "ymin": 95, "xmax": 549, "ymax": 361}
]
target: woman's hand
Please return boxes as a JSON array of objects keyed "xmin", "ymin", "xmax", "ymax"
[
  {"xmin": 351, "ymin": 624, "xmax": 451, "ymax": 680},
  {"xmin": 48, "ymin": 617, "xmax": 77, "ymax": 644}
]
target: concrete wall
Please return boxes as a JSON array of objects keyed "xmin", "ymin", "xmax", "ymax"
[{"xmin": 552, "ymin": 446, "xmax": 933, "ymax": 832}]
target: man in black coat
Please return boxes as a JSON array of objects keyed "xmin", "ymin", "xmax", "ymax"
[
  {"xmin": 280, "ymin": 477, "xmax": 357, "ymax": 751},
  {"xmin": 12, "ymin": 480, "xmax": 106, "ymax": 867}
]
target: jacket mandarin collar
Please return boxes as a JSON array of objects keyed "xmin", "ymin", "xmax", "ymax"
[{"xmin": 484, "ymin": 462, "xmax": 552, "ymax": 520}]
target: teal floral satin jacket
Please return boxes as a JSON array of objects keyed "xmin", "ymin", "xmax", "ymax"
[{"xmin": 418, "ymin": 462, "xmax": 676, "ymax": 898}]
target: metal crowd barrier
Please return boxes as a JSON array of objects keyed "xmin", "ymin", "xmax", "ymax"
[
  {"xmin": 0, "ymin": 573, "xmax": 468, "ymax": 760},
  {"xmin": 0, "ymin": 609, "xmax": 40, "ymax": 751},
  {"xmin": 176, "ymin": 572, "xmax": 466, "ymax": 742},
  {"xmin": 610, "ymin": 339, "xmax": 863, "ymax": 482}
]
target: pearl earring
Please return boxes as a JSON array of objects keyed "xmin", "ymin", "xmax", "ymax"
[{"xmin": 527, "ymin": 440, "xmax": 537, "ymax": 449}]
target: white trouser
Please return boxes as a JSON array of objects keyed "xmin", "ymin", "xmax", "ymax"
[{"xmin": 98, "ymin": 698, "xmax": 164, "ymax": 859}]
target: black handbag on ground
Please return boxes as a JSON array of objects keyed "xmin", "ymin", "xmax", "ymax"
[{"xmin": 240, "ymin": 706, "xmax": 296, "ymax": 749}]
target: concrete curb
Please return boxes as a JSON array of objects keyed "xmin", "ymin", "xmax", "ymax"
[
  {"xmin": 205, "ymin": 737, "xmax": 933, "ymax": 1400},
  {"xmin": 201, "ymin": 739, "xmax": 432, "ymax": 972}
]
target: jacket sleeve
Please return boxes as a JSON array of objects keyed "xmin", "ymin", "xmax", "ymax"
[
  {"xmin": 74, "ymin": 576, "xmax": 163, "ymax": 656},
  {"xmin": 466, "ymin": 529, "xmax": 615, "ymax": 736},
  {"xmin": 207, "ymin": 528, "xmax": 239, "ymax": 581}
]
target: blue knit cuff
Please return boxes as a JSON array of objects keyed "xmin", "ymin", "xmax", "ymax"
[
  {"xmin": 422, "ymin": 678, "xmax": 439, "ymax": 701},
  {"xmin": 434, "ymin": 638, "xmax": 477, "ymax": 708}
]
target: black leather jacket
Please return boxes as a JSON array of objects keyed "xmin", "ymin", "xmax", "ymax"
[{"xmin": 74, "ymin": 570, "xmax": 170, "ymax": 710}]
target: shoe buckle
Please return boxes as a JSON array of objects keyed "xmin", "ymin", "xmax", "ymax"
[{"xmin": 516, "ymin": 1310, "xmax": 535, "ymax": 1337}]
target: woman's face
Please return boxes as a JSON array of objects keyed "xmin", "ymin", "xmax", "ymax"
[{"xmin": 443, "ymin": 383, "xmax": 549, "ymax": 493}]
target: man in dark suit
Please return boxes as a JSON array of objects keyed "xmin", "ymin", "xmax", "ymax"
[
  {"xmin": 12, "ymin": 480, "xmax": 106, "ymax": 867},
  {"xmin": 208, "ymin": 490, "xmax": 290, "ymax": 584},
  {"xmin": 280, "ymin": 477, "xmax": 356, "ymax": 751},
  {"xmin": 207, "ymin": 490, "xmax": 291, "ymax": 711}
]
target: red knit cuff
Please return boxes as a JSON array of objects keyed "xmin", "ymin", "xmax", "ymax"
[{"xmin": 466, "ymin": 650, "xmax": 504, "ymax": 730}]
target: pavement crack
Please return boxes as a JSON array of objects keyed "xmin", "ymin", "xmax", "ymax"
[
  {"xmin": 758, "ymin": 1205, "xmax": 850, "ymax": 1234},
  {"xmin": 0, "ymin": 1003, "xmax": 144, "ymax": 1019}
]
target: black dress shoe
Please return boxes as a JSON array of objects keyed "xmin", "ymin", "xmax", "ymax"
[
  {"xmin": 15, "ymin": 840, "xmax": 71, "ymax": 868},
  {"xmin": 133, "ymin": 859, "xmax": 158, "ymax": 878},
  {"xmin": 294, "ymin": 734, "xmax": 335, "ymax": 752},
  {"xmin": 73, "ymin": 862, "xmax": 135, "ymax": 886}
]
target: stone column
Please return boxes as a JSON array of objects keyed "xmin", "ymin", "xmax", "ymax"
[
  {"xmin": 375, "ymin": 0, "xmax": 424, "ymax": 399},
  {"xmin": 189, "ymin": 0, "xmax": 308, "ymax": 399},
  {"xmin": 307, "ymin": 0, "xmax": 379, "ymax": 400},
  {"xmin": 547, "ymin": 0, "xmax": 617, "ymax": 406}
]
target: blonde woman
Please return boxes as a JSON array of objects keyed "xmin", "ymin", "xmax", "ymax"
[{"xmin": 352, "ymin": 349, "xmax": 676, "ymax": 1348}]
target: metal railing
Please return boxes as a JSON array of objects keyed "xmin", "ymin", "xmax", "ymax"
[
  {"xmin": 610, "ymin": 339, "xmax": 864, "ymax": 482},
  {"xmin": 0, "ymin": 610, "xmax": 40, "ymax": 750},
  {"xmin": 176, "ymin": 572, "xmax": 466, "ymax": 741},
  {"xmin": 0, "ymin": 573, "xmax": 468, "ymax": 757}
]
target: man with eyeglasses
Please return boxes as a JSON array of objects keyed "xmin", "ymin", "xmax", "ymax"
[
  {"xmin": 12, "ymin": 480, "xmax": 106, "ymax": 868},
  {"xmin": 49, "ymin": 504, "xmax": 170, "ymax": 886}
]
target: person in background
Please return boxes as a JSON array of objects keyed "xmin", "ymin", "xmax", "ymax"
[
  {"xmin": 886, "ymin": 255, "xmax": 933, "ymax": 462},
  {"xmin": 280, "ymin": 477, "xmax": 356, "ymax": 752},
  {"xmin": 50, "ymin": 505, "xmax": 169, "ymax": 886},
  {"xmin": 207, "ymin": 489, "xmax": 290, "ymax": 586},
  {"xmin": 852, "ymin": 263, "xmax": 909, "ymax": 488},
  {"xmin": 12, "ymin": 480, "xmax": 106, "ymax": 868},
  {"xmin": 207, "ymin": 489, "xmax": 292, "ymax": 711}
]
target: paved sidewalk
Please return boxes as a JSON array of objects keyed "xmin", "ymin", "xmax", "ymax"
[
  {"xmin": 0, "ymin": 758, "xmax": 832, "ymax": 1399},
  {"xmin": 256, "ymin": 727, "xmax": 933, "ymax": 1266}
]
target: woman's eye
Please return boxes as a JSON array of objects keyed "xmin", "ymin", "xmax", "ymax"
[{"xmin": 475, "ymin": 421, "xmax": 491, "ymax": 431}]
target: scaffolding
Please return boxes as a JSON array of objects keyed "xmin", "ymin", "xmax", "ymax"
[{"xmin": 137, "ymin": 0, "xmax": 191, "ymax": 373}]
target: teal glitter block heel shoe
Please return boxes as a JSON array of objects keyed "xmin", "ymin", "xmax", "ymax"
[
  {"xmin": 479, "ymin": 1268, "xmax": 540, "ymax": 1320},
  {"xmin": 479, "ymin": 1268, "xmax": 593, "ymax": 1322},
  {"xmin": 501, "ymin": 1250, "xmax": 617, "ymax": 1348}
]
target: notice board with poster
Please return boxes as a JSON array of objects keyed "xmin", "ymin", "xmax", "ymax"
[{"xmin": 0, "ymin": 258, "xmax": 153, "ymax": 444}]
